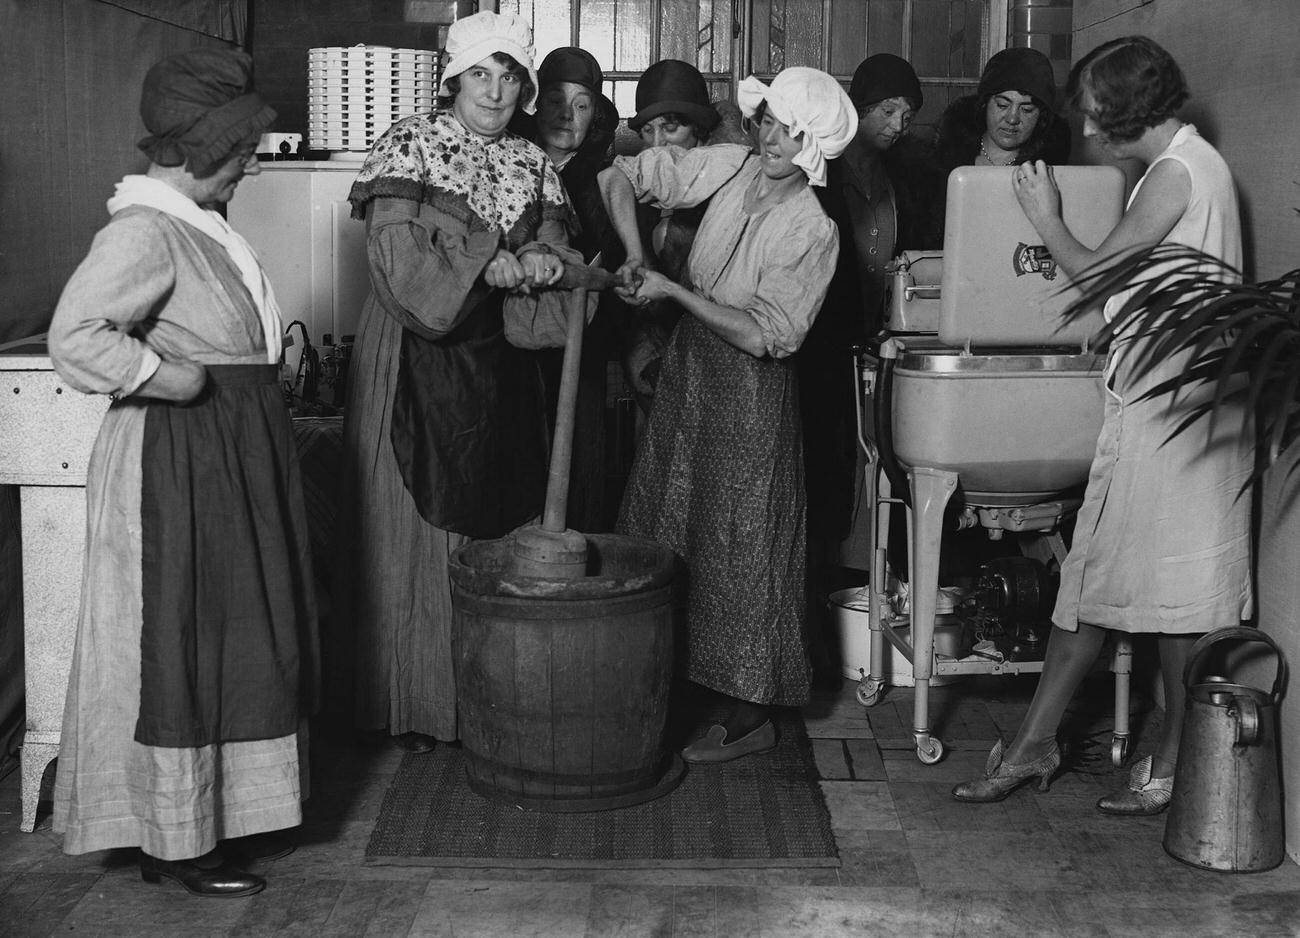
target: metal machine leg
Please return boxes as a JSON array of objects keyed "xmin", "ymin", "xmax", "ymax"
[
  {"xmin": 858, "ymin": 461, "xmax": 889, "ymax": 708},
  {"xmin": 1111, "ymin": 635, "xmax": 1133, "ymax": 765},
  {"xmin": 907, "ymin": 466, "xmax": 959, "ymax": 764}
]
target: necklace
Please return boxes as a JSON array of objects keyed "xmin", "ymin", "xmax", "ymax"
[{"xmin": 979, "ymin": 137, "xmax": 1017, "ymax": 166}]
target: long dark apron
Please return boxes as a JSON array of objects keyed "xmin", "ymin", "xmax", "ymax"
[
  {"xmin": 137, "ymin": 364, "xmax": 318, "ymax": 748},
  {"xmin": 617, "ymin": 317, "xmax": 811, "ymax": 706},
  {"xmin": 389, "ymin": 293, "xmax": 549, "ymax": 539}
]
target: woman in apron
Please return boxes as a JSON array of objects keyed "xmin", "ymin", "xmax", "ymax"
[
  {"xmin": 599, "ymin": 67, "xmax": 857, "ymax": 762},
  {"xmin": 49, "ymin": 49, "xmax": 318, "ymax": 896}
]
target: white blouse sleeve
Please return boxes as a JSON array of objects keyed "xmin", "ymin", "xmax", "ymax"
[
  {"xmin": 613, "ymin": 144, "xmax": 753, "ymax": 210},
  {"xmin": 49, "ymin": 213, "xmax": 165, "ymax": 396},
  {"xmin": 747, "ymin": 212, "xmax": 840, "ymax": 358}
]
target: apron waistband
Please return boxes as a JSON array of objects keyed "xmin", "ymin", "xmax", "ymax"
[{"xmin": 205, "ymin": 363, "xmax": 279, "ymax": 387}]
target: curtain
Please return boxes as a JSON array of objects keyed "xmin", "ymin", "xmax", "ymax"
[
  {"xmin": 95, "ymin": 0, "xmax": 247, "ymax": 43},
  {"xmin": 0, "ymin": 0, "xmax": 230, "ymax": 343}
]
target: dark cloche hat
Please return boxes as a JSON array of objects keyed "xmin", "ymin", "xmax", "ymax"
[
  {"xmin": 978, "ymin": 47, "xmax": 1057, "ymax": 107},
  {"xmin": 538, "ymin": 47, "xmax": 604, "ymax": 93},
  {"xmin": 628, "ymin": 59, "xmax": 720, "ymax": 133},
  {"xmin": 849, "ymin": 53, "xmax": 924, "ymax": 111}
]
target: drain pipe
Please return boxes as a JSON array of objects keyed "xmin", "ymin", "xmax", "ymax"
[{"xmin": 873, "ymin": 337, "xmax": 911, "ymax": 508}]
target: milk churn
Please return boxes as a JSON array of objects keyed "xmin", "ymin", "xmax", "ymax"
[{"xmin": 1163, "ymin": 626, "xmax": 1287, "ymax": 872}]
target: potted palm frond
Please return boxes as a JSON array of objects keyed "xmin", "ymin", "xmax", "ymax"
[
  {"xmin": 1062, "ymin": 243, "xmax": 1300, "ymax": 864},
  {"xmin": 1065, "ymin": 243, "xmax": 1300, "ymax": 463}
]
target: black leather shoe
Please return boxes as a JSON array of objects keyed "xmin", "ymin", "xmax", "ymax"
[
  {"xmin": 682, "ymin": 721, "xmax": 777, "ymax": 764},
  {"xmin": 393, "ymin": 731, "xmax": 437, "ymax": 753},
  {"xmin": 223, "ymin": 830, "xmax": 295, "ymax": 862},
  {"xmin": 139, "ymin": 852, "xmax": 265, "ymax": 897}
]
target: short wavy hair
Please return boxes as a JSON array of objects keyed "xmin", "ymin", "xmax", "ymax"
[
  {"xmin": 437, "ymin": 52, "xmax": 535, "ymax": 114},
  {"xmin": 1067, "ymin": 36, "xmax": 1188, "ymax": 144}
]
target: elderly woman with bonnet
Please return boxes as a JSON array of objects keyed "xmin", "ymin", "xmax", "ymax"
[
  {"xmin": 48, "ymin": 48, "xmax": 317, "ymax": 897},
  {"xmin": 953, "ymin": 36, "xmax": 1251, "ymax": 816},
  {"xmin": 599, "ymin": 66, "xmax": 856, "ymax": 762},
  {"xmin": 339, "ymin": 11, "xmax": 586, "ymax": 754},
  {"xmin": 511, "ymin": 46, "xmax": 621, "ymax": 530}
]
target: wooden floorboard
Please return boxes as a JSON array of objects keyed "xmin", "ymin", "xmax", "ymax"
[{"xmin": 3, "ymin": 678, "xmax": 1299, "ymax": 937}]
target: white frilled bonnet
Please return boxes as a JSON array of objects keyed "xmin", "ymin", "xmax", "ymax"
[
  {"xmin": 438, "ymin": 11, "xmax": 540, "ymax": 114},
  {"xmin": 736, "ymin": 67, "xmax": 857, "ymax": 187}
]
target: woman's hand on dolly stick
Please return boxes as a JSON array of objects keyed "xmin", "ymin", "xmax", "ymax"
[
  {"xmin": 484, "ymin": 249, "xmax": 526, "ymax": 291},
  {"xmin": 517, "ymin": 248, "xmax": 565, "ymax": 292},
  {"xmin": 614, "ymin": 257, "xmax": 648, "ymax": 306},
  {"xmin": 625, "ymin": 269, "xmax": 676, "ymax": 307}
]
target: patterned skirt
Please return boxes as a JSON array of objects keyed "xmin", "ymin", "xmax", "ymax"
[{"xmin": 617, "ymin": 317, "xmax": 810, "ymax": 706}]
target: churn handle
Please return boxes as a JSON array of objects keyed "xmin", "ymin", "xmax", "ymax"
[
  {"xmin": 1231, "ymin": 694, "xmax": 1260, "ymax": 746},
  {"xmin": 1183, "ymin": 625, "xmax": 1287, "ymax": 704}
]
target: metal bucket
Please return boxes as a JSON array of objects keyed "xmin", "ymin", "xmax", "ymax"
[{"xmin": 1164, "ymin": 626, "xmax": 1288, "ymax": 872}]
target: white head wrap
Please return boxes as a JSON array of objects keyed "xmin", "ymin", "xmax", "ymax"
[
  {"xmin": 438, "ymin": 11, "xmax": 540, "ymax": 114},
  {"xmin": 736, "ymin": 67, "xmax": 857, "ymax": 187}
]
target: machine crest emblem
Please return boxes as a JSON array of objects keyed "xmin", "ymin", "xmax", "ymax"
[{"xmin": 1013, "ymin": 242, "xmax": 1057, "ymax": 281}]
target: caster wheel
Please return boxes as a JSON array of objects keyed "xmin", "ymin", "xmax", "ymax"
[
  {"xmin": 1111, "ymin": 735, "xmax": 1130, "ymax": 767},
  {"xmin": 856, "ymin": 678, "xmax": 883, "ymax": 708},
  {"xmin": 916, "ymin": 737, "xmax": 945, "ymax": 764}
]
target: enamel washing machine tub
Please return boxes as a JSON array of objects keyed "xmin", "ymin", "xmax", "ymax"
[{"xmin": 889, "ymin": 344, "xmax": 1106, "ymax": 503}]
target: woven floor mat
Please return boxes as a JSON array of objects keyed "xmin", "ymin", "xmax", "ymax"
[{"xmin": 365, "ymin": 708, "xmax": 839, "ymax": 869}]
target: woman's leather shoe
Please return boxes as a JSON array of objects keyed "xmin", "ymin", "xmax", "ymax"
[
  {"xmin": 139, "ymin": 852, "xmax": 265, "ymax": 897},
  {"xmin": 223, "ymin": 830, "xmax": 295, "ymax": 862},
  {"xmin": 1096, "ymin": 755, "xmax": 1173, "ymax": 815},
  {"xmin": 682, "ymin": 721, "xmax": 777, "ymax": 763},
  {"xmin": 952, "ymin": 738, "xmax": 1062, "ymax": 803},
  {"xmin": 393, "ymin": 731, "xmax": 437, "ymax": 753}
]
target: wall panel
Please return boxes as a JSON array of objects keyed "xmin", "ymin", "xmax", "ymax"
[{"xmin": 0, "ymin": 0, "xmax": 226, "ymax": 343}]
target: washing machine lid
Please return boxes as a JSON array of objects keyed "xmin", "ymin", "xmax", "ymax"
[{"xmin": 940, "ymin": 165, "xmax": 1125, "ymax": 348}]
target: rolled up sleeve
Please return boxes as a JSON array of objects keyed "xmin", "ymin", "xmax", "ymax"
[
  {"xmin": 504, "ymin": 214, "xmax": 598, "ymax": 349},
  {"xmin": 747, "ymin": 215, "xmax": 839, "ymax": 359},
  {"xmin": 48, "ymin": 214, "xmax": 169, "ymax": 396},
  {"xmin": 614, "ymin": 144, "xmax": 752, "ymax": 210}
]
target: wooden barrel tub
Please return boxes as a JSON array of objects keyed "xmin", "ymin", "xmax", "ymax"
[{"xmin": 449, "ymin": 532, "xmax": 684, "ymax": 812}]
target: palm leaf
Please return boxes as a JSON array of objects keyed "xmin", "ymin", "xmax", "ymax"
[{"xmin": 1056, "ymin": 244, "xmax": 1300, "ymax": 470}]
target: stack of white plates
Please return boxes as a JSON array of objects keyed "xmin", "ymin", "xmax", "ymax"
[{"xmin": 308, "ymin": 46, "xmax": 438, "ymax": 153}]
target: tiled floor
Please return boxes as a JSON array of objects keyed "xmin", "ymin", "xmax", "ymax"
[{"xmin": 3, "ymin": 671, "xmax": 1298, "ymax": 937}]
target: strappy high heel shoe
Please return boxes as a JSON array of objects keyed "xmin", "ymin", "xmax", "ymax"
[{"xmin": 951, "ymin": 738, "xmax": 1061, "ymax": 803}]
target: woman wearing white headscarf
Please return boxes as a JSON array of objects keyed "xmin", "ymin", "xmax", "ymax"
[
  {"xmin": 339, "ymin": 11, "xmax": 585, "ymax": 752},
  {"xmin": 598, "ymin": 67, "xmax": 856, "ymax": 762}
]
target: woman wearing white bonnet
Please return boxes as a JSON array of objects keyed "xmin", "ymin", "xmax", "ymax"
[
  {"xmin": 436, "ymin": 9, "xmax": 540, "ymax": 113},
  {"xmin": 598, "ymin": 67, "xmax": 855, "ymax": 763},
  {"xmin": 341, "ymin": 10, "xmax": 587, "ymax": 753}
]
